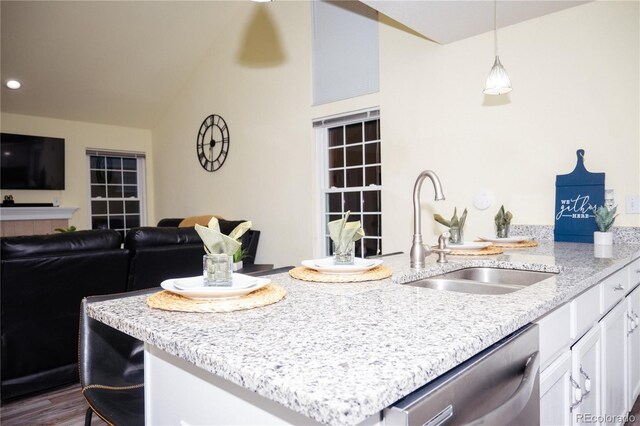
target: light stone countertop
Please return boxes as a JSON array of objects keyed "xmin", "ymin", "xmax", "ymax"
[{"xmin": 87, "ymin": 240, "xmax": 640, "ymax": 426}]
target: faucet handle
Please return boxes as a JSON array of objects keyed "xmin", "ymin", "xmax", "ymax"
[
  {"xmin": 438, "ymin": 231, "xmax": 450, "ymax": 249},
  {"xmin": 433, "ymin": 231, "xmax": 451, "ymax": 263}
]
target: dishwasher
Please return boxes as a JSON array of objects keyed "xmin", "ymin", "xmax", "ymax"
[{"xmin": 384, "ymin": 324, "xmax": 539, "ymax": 426}]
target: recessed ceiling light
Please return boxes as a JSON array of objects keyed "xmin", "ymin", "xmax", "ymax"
[{"xmin": 5, "ymin": 80, "xmax": 22, "ymax": 90}]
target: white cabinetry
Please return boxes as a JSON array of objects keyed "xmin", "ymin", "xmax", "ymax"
[
  {"xmin": 571, "ymin": 326, "xmax": 602, "ymax": 424},
  {"xmin": 627, "ymin": 284, "xmax": 640, "ymax": 409},
  {"xmin": 538, "ymin": 259, "xmax": 639, "ymax": 424},
  {"xmin": 600, "ymin": 301, "xmax": 628, "ymax": 425},
  {"xmin": 540, "ymin": 350, "xmax": 572, "ymax": 426}
]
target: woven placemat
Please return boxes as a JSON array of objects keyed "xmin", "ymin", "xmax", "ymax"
[
  {"xmin": 146, "ymin": 284, "xmax": 286, "ymax": 313},
  {"xmin": 489, "ymin": 240, "xmax": 538, "ymax": 249},
  {"xmin": 448, "ymin": 245, "xmax": 504, "ymax": 256},
  {"xmin": 289, "ymin": 265, "xmax": 392, "ymax": 283}
]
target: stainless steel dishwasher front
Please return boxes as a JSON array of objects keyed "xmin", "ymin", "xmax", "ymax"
[{"xmin": 384, "ymin": 324, "xmax": 540, "ymax": 426}]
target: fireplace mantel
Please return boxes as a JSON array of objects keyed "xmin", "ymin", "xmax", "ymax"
[
  {"xmin": 0, "ymin": 207, "xmax": 78, "ymax": 236},
  {"xmin": 0, "ymin": 207, "xmax": 78, "ymax": 221}
]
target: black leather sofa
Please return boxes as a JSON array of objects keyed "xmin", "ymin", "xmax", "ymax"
[
  {"xmin": 0, "ymin": 230, "xmax": 130, "ymax": 400},
  {"xmin": 126, "ymin": 220, "xmax": 260, "ymax": 291},
  {"xmin": 0, "ymin": 221, "xmax": 262, "ymax": 400}
]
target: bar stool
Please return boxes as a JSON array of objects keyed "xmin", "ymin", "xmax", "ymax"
[{"xmin": 79, "ymin": 291, "xmax": 149, "ymax": 426}]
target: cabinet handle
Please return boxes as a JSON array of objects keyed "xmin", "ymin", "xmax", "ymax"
[
  {"xmin": 613, "ymin": 284, "xmax": 624, "ymax": 291},
  {"xmin": 629, "ymin": 313, "xmax": 637, "ymax": 335},
  {"xmin": 569, "ymin": 375, "xmax": 583, "ymax": 410},
  {"xmin": 579, "ymin": 366, "xmax": 591, "ymax": 395},
  {"xmin": 635, "ymin": 313, "xmax": 639, "ymax": 328}
]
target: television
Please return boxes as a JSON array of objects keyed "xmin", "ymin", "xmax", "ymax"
[{"xmin": 1, "ymin": 133, "xmax": 65, "ymax": 190}]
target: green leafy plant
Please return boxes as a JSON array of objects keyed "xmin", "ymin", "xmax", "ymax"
[
  {"xmin": 595, "ymin": 205, "xmax": 618, "ymax": 232},
  {"xmin": 434, "ymin": 207, "xmax": 467, "ymax": 230},
  {"xmin": 54, "ymin": 226, "xmax": 76, "ymax": 233},
  {"xmin": 233, "ymin": 247, "xmax": 252, "ymax": 263},
  {"xmin": 494, "ymin": 205, "xmax": 513, "ymax": 238}
]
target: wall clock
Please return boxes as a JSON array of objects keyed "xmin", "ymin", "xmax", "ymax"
[{"xmin": 196, "ymin": 114, "xmax": 230, "ymax": 172}]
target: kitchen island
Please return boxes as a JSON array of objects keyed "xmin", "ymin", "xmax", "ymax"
[{"xmin": 86, "ymin": 239, "xmax": 640, "ymax": 425}]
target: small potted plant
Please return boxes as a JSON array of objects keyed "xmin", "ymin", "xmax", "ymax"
[
  {"xmin": 434, "ymin": 208, "xmax": 467, "ymax": 245},
  {"xmin": 494, "ymin": 205, "xmax": 513, "ymax": 238},
  {"xmin": 594, "ymin": 205, "xmax": 618, "ymax": 245},
  {"xmin": 232, "ymin": 247, "xmax": 251, "ymax": 271}
]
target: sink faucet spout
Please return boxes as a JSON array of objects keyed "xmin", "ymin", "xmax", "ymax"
[{"xmin": 410, "ymin": 170, "xmax": 445, "ymax": 269}]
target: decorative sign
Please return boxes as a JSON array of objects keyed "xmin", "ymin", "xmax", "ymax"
[{"xmin": 554, "ymin": 149, "xmax": 604, "ymax": 243}]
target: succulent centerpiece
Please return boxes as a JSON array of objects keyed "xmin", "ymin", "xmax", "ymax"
[{"xmin": 434, "ymin": 208, "xmax": 468, "ymax": 245}]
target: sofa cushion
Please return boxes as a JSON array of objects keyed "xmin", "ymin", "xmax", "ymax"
[
  {"xmin": 156, "ymin": 218, "xmax": 183, "ymax": 227},
  {"xmin": 1, "ymin": 230, "xmax": 122, "ymax": 260},
  {"xmin": 124, "ymin": 227, "xmax": 201, "ymax": 249},
  {"xmin": 178, "ymin": 215, "xmax": 223, "ymax": 228},
  {"xmin": 1, "ymin": 240, "xmax": 130, "ymax": 399}
]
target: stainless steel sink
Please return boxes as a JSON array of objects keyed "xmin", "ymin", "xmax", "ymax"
[
  {"xmin": 438, "ymin": 267, "xmax": 555, "ymax": 287},
  {"xmin": 404, "ymin": 267, "xmax": 557, "ymax": 295}
]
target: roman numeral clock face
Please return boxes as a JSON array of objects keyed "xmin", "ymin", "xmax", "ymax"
[{"xmin": 196, "ymin": 114, "xmax": 230, "ymax": 172}]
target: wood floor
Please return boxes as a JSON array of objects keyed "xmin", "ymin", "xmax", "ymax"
[
  {"xmin": 1, "ymin": 384, "xmax": 106, "ymax": 426},
  {"xmin": 1, "ymin": 382, "xmax": 640, "ymax": 425}
]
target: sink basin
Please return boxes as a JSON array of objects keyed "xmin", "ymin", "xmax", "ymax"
[
  {"xmin": 438, "ymin": 267, "xmax": 556, "ymax": 287},
  {"xmin": 409, "ymin": 278, "xmax": 523, "ymax": 295},
  {"xmin": 404, "ymin": 267, "xmax": 557, "ymax": 295}
]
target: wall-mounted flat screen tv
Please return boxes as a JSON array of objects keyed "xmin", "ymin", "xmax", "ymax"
[{"xmin": 1, "ymin": 133, "xmax": 65, "ymax": 190}]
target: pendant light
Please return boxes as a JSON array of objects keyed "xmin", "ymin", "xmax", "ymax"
[{"xmin": 483, "ymin": 0, "xmax": 512, "ymax": 95}]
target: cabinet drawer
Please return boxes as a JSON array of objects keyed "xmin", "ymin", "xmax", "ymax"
[
  {"xmin": 600, "ymin": 268, "xmax": 629, "ymax": 314},
  {"xmin": 629, "ymin": 258, "xmax": 640, "ymax": 287},
  {"xmin": 570, "ymin": 284, "xmax": 600, "ymax": 339},
  {"xmin": 536, "ymin": 302, "xmax": 571, "ymax": 370}
]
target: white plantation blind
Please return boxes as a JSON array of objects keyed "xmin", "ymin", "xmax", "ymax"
[{"xmin": 312, "ymin": 0, "xmax": 379, "ymax": 105}]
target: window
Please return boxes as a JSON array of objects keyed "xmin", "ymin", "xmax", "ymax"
[
  {"xmin": 312, "ymin": 0, "xmax": 379, "ymax": 105},
  {"xmin": 87, "ymin": 150, "xmax": 146, "ymax": 238},
  {"xmin": 315, "ymin": 109, "xmax": 382, "ymax": 257}
]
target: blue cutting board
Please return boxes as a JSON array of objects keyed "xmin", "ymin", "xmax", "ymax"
[{"xmin": 554, "ymin": 149, "xmax": 604, "ymax": 243}]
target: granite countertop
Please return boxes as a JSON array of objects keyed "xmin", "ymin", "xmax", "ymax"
[{"xmin": 87, "ymin": 239, "xmax": 640, "ymax": 426}]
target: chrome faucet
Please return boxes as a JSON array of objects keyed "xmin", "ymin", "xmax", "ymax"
[{"xmin": 410, "ymin": 170, "xmax": 445, "ymax": 268}]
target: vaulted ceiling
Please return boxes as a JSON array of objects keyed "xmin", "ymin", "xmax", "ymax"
[{"xmin": 1, "ymin": 1, "xmax": 588, "ymax": 130}]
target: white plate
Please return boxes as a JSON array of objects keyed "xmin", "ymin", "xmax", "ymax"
[
  {"xmin": 447, "ymin": 241, "xmax": 493, "ymax": 250},
  {"xmin": 161, "ymin": 274, "xmax": 270, "ymax": 300},
  {"xmin": 301, "ymin": 257, "xmax": 383, "ymax": 275},
  {"xmin": 478, "ymin": 235, "xmax": 532, "ymax": 243}
]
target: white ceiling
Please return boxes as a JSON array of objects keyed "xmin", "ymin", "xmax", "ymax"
[
  {"xmin": 1, "ymin": 1, "xmax": 589, "ymax": 130},
  {"xmin": 361, "ymin": 0, "xmax": 589, "ymax": 44}
]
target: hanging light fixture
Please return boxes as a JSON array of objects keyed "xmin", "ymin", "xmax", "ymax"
[{"xmin": 483, "ymin": 0, "xmax": 512, "ymax": 95}]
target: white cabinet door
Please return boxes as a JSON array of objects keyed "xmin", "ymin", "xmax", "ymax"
[
  {"xmin": 540, "ymin": 350, "xmax": 572, "ymax": 426},
  {"xmin": 627, "ymin": 285, "xmax": 640, "ymax": 407},
  {"xmin": 600, "ymin": 301, "xmax": 628, "ymax": 426},
  {"xmin": 571, "ymin": 326, "xmax": 602, "ymax": 425}
]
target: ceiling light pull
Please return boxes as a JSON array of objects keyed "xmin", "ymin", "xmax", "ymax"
[{"xmin": 483, "ymin": 0, "xmax": 512, "ymax": 95}]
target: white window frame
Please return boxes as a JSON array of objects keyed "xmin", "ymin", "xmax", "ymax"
[
  {"xmin": 86, "ymin": 149, "xmax": 147, "ymax": 237},
  {"xmin": 313, "ymin": 108, "xmax": 382, "ymax": 258}
]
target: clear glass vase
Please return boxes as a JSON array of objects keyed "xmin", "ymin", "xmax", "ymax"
[
  {"xmin": 496, "ymin": 224, "xmax": 510, "ymax": 238},
  {"xmin": 449, "ymin": 227, "xmax": 464, "ymax": 245},
  {"xmin": 333, "ymin": 241, "xmax": 355, "ymax": 265}
]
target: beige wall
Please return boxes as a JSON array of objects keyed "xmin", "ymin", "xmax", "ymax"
[
  {"xmin": 378, "ymin": 0, "xmax": 640, "ymax": 253},
  {"xmin": 7, "ymin": 1, "xmax": 635, "ymax": 268},
  {"xmin": 0, "ymin": 112, "xmax": 154, "ymax": 230},
  {"xmin": 153, "ymin": 0, "xmax": 638, "ymax": 266},
  {"xmin": 152, "ymin": 2, "xmax": 314, "ymax": 266}
]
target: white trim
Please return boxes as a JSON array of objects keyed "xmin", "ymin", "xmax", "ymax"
[
  {"xmin": 0, "ymin": 207, "xmax": 77, "ymax": 221},
  {"xmin": 313, "ymin": 108, "xmax": 380, "ymax": 128},
  {"xmin": 85, "ymin": 148, "xmax": 146, "ymax": 158},
  {"xmin": 314, "ymin": 108, "xmax": 382, "ymax": 257}
]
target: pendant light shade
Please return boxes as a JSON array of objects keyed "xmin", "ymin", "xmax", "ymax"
[
  {"xmin": 483, "ymin": 56, "xmax": 512, "ymax": 95},
  {"xmin": 483, "ymin": 0, "xmax": 511, "ymax": 95}
]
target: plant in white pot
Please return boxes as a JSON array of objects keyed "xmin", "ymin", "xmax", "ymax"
[{"xmin": 594, "ymin": 205, "xmax": 618, "ymax": 245}]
